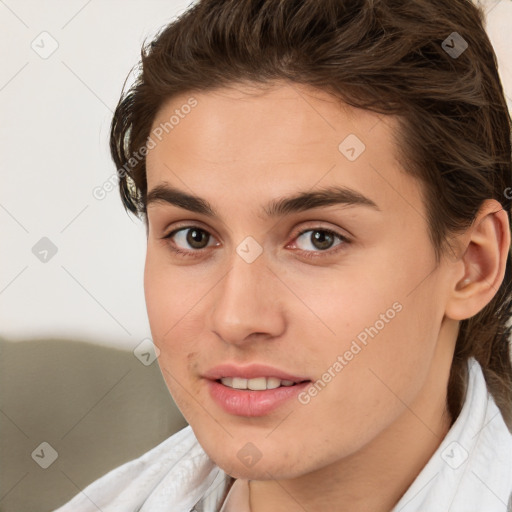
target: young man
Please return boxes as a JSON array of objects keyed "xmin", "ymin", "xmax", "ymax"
[{"xmin": 55, "ymin": 0, "xmax": 512, "ymax": 510}]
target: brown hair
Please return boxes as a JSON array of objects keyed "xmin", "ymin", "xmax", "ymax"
[{"xmin": 110, "ymin": 0, "xmax": 512, "ymax": 429}]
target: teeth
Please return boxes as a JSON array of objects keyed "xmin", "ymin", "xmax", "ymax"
[
  {"xmin": 220, "ymin": 376, "xmax": 296, "ymax": 390},
  {"xmin": 247, "ymin": 377, "xmax": 270, "ymax": 390},
  {"xmin": 232, "ymin": 377, "xmax": 247, "ymax": 389}
]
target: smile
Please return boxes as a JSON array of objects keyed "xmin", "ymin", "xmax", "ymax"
[{"xmin": 218, "ymin": 376, "xmax": 300, "ymax": 390}]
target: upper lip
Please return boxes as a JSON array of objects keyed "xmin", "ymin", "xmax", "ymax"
[{"xmin": 203, "ymin": 363, "xmax": 310, "ymax": 382}]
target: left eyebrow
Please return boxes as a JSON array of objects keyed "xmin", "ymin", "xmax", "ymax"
[{"xmin": 145, "ymin": 183, "xmax": 380, "ymax": 218}]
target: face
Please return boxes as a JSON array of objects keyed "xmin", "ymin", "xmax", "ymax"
[{"xmin": 144, "ymin": 81, "xmax": 454, "ymax": 480}]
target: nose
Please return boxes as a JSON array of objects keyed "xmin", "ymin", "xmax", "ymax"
[{"xmin": 209, "ymin": 248, "xmax": 286, "ymax": 346}]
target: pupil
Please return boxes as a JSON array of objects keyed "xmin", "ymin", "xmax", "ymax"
[
  {"xmin": 187, "ymin": 229, "xmax": 208, "ymax": 249},
  {"xmin": 312, "ymin": 230, "xmax": 333, "ymax": 250}
]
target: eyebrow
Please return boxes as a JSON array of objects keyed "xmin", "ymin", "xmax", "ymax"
[{"xmin": 145, "ymin": 183, "xmax": 380, "ymax": 218}]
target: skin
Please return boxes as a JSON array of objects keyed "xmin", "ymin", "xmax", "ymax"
[{"xmin": 143, "ymin": 81, "xmax": 510, "ymax": 511}]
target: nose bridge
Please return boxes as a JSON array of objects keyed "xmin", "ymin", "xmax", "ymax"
[{"xmin": 210, "ymin": 240, "xmax": 285, "ymax": 344}]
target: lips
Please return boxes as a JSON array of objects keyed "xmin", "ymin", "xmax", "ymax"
[
  {"xmin": 203, "ymin": 363, "xmax": 312, "ymax": 416},
  {"xmin": 206, "ymin": 379, "xmax": 312, "ymax": 416},
  {"xmin": 203, "ymin": 363, "xmax": 310, "ymax": 383}
]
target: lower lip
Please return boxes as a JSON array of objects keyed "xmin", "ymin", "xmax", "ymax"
[{"xmin": 206, "ymin": 379, "xmax": 311, "ymax": 417}]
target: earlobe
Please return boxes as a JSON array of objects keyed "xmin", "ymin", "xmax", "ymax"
[{"xmin": 445, "ymin": 199, "xmax": 510, "ymax": 321}]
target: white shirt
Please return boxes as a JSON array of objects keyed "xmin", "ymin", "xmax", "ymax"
[{"xmin": 53, "ymin": 357, "xmax": 512, "ymax": 512}]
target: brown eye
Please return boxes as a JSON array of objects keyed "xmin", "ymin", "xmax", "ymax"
[
  {"xmin": 162, "ymin": 226, "xmax": 218, "ymax": 257},
  {"xmin": 184, "ymin": 228, "xmax": 210, "ymax": 249},
  {"xmin": 310, "ymin": 230, "xmax": 335, "ymax": 250},
  {"xmin": 294, "ymin": 229, "xmax": 348, "ymax": 253}
]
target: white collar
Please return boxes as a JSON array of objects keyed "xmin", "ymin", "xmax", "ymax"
[{"xmin": 390, "ymin": 357, "xmax": 512, "ymax": 511}]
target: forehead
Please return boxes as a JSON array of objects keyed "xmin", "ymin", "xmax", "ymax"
[
  {"xmin": 145, "ymin": 82, "xmax": 423, "ymax": 222},
  {"xmin": 148, "ymin": 82, "xmax": 392, "ymax": 162}
]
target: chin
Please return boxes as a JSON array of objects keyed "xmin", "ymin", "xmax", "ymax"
[{"xmin": 208, "ymin": 448, "xmax": 306, "ymax": 481}]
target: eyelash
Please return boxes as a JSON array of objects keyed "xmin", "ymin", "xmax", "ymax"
[{"xmin": 160, "ymin": 225, "xmax": 350, "ymax": 260}]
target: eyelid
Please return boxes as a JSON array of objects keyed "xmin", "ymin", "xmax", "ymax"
[
  {"xmin": 290, "ymin": 222, "xmax": 351, "ymax": 243},
  {"xmin": 162, "ymin": 223, "xmax": 220, "ymax": 251},
  {"xmin": 286, "ymin": 226, "xmax": 350, "ymax": 259},
  {"xmin": 161, "ymin": 220, "xmax": 219, "ymax": 242}
]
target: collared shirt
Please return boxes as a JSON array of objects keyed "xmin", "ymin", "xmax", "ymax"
[{"xmin": 54, "ymin": 357, "xmax": 512, "ymax": 512}]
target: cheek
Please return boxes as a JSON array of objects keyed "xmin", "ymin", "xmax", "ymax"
[
  {"xmin": 158, "ymin": 350, "xmax": 203, "ymax": 423},
  {"xmin": 143, "ymin": 251, "xmax": 199, "ymax": 341},
  {"xmin": 143, "ymin": 257, "xmax": 191, "ymax": 384},
  {"xmin": 295, "ymin": 260, "xmax": 440, "ymax": 430},
  {"xmin": 293, "ymin": 312, "xmax": 435, "ymax": 465},
  {"xmin": 143, "ymin": 252, "xmax": 208, "ymax": 376}
]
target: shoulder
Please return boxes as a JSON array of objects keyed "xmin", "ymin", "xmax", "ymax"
[{"xmin": 53, "ymin": 425, "xmax": 225, "ymax": 512}]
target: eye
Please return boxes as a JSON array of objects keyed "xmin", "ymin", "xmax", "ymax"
[
  {"xmin": 290, "ymin": 228, "xmax": 349, "ymax": 259},
  {"xmin": 162, "ymin": 226, "xmax": 219, "ymax": 258}
]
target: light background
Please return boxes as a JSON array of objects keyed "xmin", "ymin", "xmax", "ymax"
[{"xmin": 1, "ymin": 0, "xmax": 511, "ymax": 350}]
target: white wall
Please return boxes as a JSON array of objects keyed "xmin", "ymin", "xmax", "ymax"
[
  {"xmin": 0, "ymin": 0, "xmax": 192, "ymax": 349},
  {"xmin": 484, "ymin": 0, "xmax": 512, "ymax": 111},
  {"xmin": 1, "ymin": 0, "xmax": 511, "ymax": 350}
]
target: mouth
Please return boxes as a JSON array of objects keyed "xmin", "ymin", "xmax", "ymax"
[
  {"xmin": 203, "ymin": 363, "xmax": 313, "ymax": 416},
  {"xmin": 214, "ymin": 376, "xmax": 311, "ymax": 390},
  {"xmin": 207, "ymin": 377, "xmax": 313, "ymax": 417}
]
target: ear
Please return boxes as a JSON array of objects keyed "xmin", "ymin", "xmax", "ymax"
[{"xmin": 445, "ymin": 199, "xmax": 511, "ymax": 321}]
